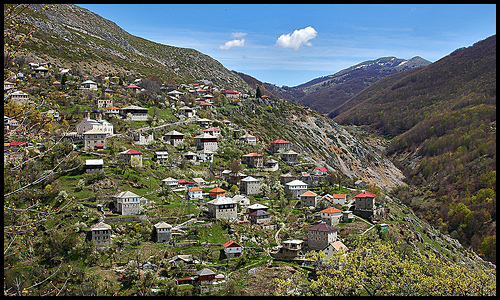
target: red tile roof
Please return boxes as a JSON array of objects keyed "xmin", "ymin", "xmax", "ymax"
[
  {"xmin": 321, "ymin": 207, "xmax": 342, "ymax": 214},
  {"xmin": 209, "ymin": 187, "xmax": 226, "ymax": 194},
  {"xmin": 270, "ymin": 139, "xmax": 290, "ymax": 144},
  {"xmin": 332, "ymin": 194, "xmax": 347, "ymax": 199},
  {"xmin": 223, "ymin": 239, "xmax": 241, "ymax": 248},
  {"xmin": 301, "ymin": 191, "xmax": 318, "ymax": 197},
  {"xmin": 187, "ymin": 187, "xmax": 202, "ymax": 192},
  {"xmin": 354, "ymin": 191, "xmax": 376, "ymax": 198},
  {"xmin": 315, "ymin": 167, "xmax": 328, "ymax": 172},
  {"xmin": 123, "ymin": 149, "xmax": 142, "ymax": 155}
]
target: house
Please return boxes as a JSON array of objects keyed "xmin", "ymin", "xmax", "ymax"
[
  {"xmin": 153, "ymin": 151, "xmax": 169, "ymax": 166},
  {"xmin": 320, "ymin": 207, "xmax": 343, "ymax": 226},
  {"xmin": 195, "ymin": 268, "xmax": 216, "ymax": 285},
  {"xmin": 222, "ymin": 240, "xmax": 243, "ymax": 259},
  {"xmin": 355, "ymin": 180, "xmax": 368, "ymax": 189},
  {"xmin": 179, "ymin": 106, "xmax": 195, "ymax": 118},
  {"xmin": 280, "ymin": 173, "xmax": 295, "ymax": 185},
  {"xmin": 354, "ymin": 190, "xmax": 376, "ymax": 210},
  {"xmin": 164, "ymin": 130, "xmax": 185, "ymax": 146},
  {"xmin": 300, "ymin": 191, "xmax": 318, "ymax": 207},
  {"xmin": 161, "ymin": 177, "xmax": 178, "ymax": 189},
  {"xmin": 307, "ymin": 223, "xmax": 338, "ymax": 250},
  {"xmin": 169, "ymin": 254, "xmax": 198, "ymax": 268},
  {"xmin": 84, "ymin": 159, "xmax": 103, "ymax": 173},
  {"xmin": 119, "ymin": 105, "xmax": 148, "ymax": 121},
  {"xmin": 197, "ymin": 149, "xmax": 214, "ymax": 163},
  {"xmin": 119, "ymin": 149, "xmax": 143, "ymax": 167},
  {"xmin": 201, "ymin": 127, "xmax": 220, "ymax": 137},
  {"xmin": 196, "ymin": 118, "xmax": 211, "ymax": 127},
  {"xmin": 380, "ymin": 223, "xmax": 389, "ymax": 232},
  {"xmin": 178, "ymin": 179, "xmax": 194, "ymax": 186},
  {"xmin": 239, "ymin": 133, "xmax": 257, "ymax": 145},
  {"xmin": 281, "ymin": 149, "xmax": 299, "ymax": 162},
  {"xmin": 113, "ymin": 191, "xmax": 141, "ymax": 215},
  {"xmin": 222, "ymin": 119, "xmax": 231, "ymax": 126},
  {"xmin": 4, "ymin": 81, "xmax": 15, "ymax": 91},
  {"xmin": 152, "ymin": 221, "xmax": 172, "ymax": 243},
  {"xmin": 105, "ymin": 106, "xmax": 120, "ymax": 117},
  {"xmin": 186, "ymin": 187, "xmax": 203, "ymax": 201},
  {"xmin": 270, "ymin": 239, "xmax": 305, "ymax": 260},
  {"xmin": 194, "ymin": 133, "xmax": 218, "ymax": 151},
  {"xmin": 247, "ymin": 203, "xmax": 269, "ymax": 214},
  {"xmin": 125, "ymin": 84, "xmax": 140, "ymax": 92},
  {"xmin": 34, "ymin": 66, "xmax": 49, "ymax": 77},
  {"xmin": 80, "ymin": 80, "xmax": 98, "ymax": 90},
  {"xmin": 222, "ymin": 89, "xmax": 239, "ymax": 99},
  {"xmin": 342, "ymin": 210, "xmax": 355, "ymax": 223},
  {"xmin": 264, "ymin": 159, "xmax": 279, "ymax": 172},
  {"xmin": 192, "ymin": 177, "xmax": 207, "ymax": 187},
  {"xmin": 240, "ymin": 176, "xmax": 261, "ymax": 195},
  {"xmin": 182, "ymin": 151, "xmax": 197, "ymax": 162},
  {"xmin": 96, "ymin": 98, "xmax": 113, "ymax": 109},
  {"xmin": 313, "ymin": 166, "xmax": 328, "ymax": 176},
  {"xmin": 270, "ymin": 139, "xmax": 290, "ymax": 153},
  {"xmin": 241, "ymin": 152, "xmax": 264, "ymax": 168},
  {"xmin": 206, "ymin": 196, "xmax": 237, "ymax": 220},
  {"xmin": 133, "ymin": 132, "xmax": 154, "ymax": 145},
  {"xmin": 90, "ymin": 222, "xmax": 112, "ymax": 246},
  {"xmin": 332, "ymin": 194, "xmax": 347, "ymax": 205},
  {"xmin": 285, "ymin": 180, "xmax": 308, "ymax": 199},
  {"xmin": 322, "ymin": 240, "xmax": 349, "ymax": 260},
  {"xmin": 199, "ymin": 102, "xmax": 213, "ymax": 110},
  {"xmin": 8, "ymin": 91, "xmax": 32, "ymax": 105},
  {"xmin": 232, "ymin": 195, "xmax": 250, "ymax": 208},
  {"xmin": 248, "ymin": 209, "xmax": 271, "ymax": 225},
  {"xmin": 83, "ymin": 128, "xmax": 107, "ymax": 150},
  {"xmin": 208, "ymin": 187, "xmax": 226, "ymax": 199},
  {"xmin": 77, "ymin": 110, "xmax": 114, "ymax": 136}
]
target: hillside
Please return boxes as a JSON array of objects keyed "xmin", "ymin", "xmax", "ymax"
[
  {"xmin": 332, "ymin": 35, "xmax": 496, "ymax": 262},
  {"xmin": 14, "ymin": 4, "xmax": 253, "ymax": 92}
]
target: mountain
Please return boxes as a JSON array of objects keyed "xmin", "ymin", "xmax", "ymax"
[
  {"xmin": 17, "ymin": 4, "xmax": 253, "ymax": 92},
  {"xmin": 332, "ymin": 35, "xmax": 496, "ymax": 262},
  {"xmin": 268, "ymin": 56, "xmax": 430, "ymax": 114}
]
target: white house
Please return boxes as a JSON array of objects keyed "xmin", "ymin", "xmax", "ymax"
[
  {"xmin": 153, "ymin": 221, "xmax": 172, "ymax": 243},
  {"xmin": 222, "ymin": 239, "xmax": 243, "ymax": 258},
  {"xmin": 285, "ymin": 179, "xmax": 308, "ymax": 199},
  {"xmin": 320, "ymin": 207, "xmax": 343, "ymax": 226},
  {"xmin": 207, "ymin": 196, "xmax": 237, "ymax": 220},
  {"xmin": 80, "ymin": 80, "xmax": 98, "ymax": 90},
  {"xmin": 113, "ymin": 191, "xmax": 141, "ymax": 215},
  {"xmin": 77, "ymin": 110, "xmax": 114, "ymax": 136},
  {"xmin": 186, "ymin": 187, "xmax": 203, "ymax": 201},
  {"xmin": 161, "ymin": 177, "xmax": 178, "ymax": 189}
]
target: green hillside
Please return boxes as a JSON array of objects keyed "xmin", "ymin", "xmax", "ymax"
[{"xmin": 332, "ymin": 35, "xmax": 496, "ymax": 262}]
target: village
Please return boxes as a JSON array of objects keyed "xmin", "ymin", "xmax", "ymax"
[{"xmin": 4, "ymin": 61, "xmax": 390, "ymax": 295}]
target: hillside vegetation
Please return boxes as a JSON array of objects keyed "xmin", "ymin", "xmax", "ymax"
[{"xmin": 332, "ymin": 35, "xmax": 496, "ymax": 262}]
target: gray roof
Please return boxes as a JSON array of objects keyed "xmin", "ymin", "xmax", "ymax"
[{"xmin": 196, "ymin": 268, "xmax": 216, "ymax": 276}]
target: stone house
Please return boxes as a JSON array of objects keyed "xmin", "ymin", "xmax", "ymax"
[
  {"xmin": 119, "ymin": 149, "xmax": 143, "ymax": 167},
  {"xmin": 307, "ymin": 223, "xmax": 338, "ymax": 250},
  {"xmin": 169, "ymin": 254, "xmax": 198, "ymax": 268},
  {"xmin": 152, "ymin": 221, "xmax": 172, "ymax": 243},
  {"xmin": 242, "ymin": 152, "xmax": 264, "ymax": 168},
  {"xmin": 179, "ymin": 106, "xmax": 195, "ymax": 118},
  {"xmin": 90, "ymin": 222, "xmax": 112, "ymax": 246},
  {"xmin": 239, "ymin": 133, "xmax": 257, "ymax": 145},
  {"xmin": 300, "ymin": 190, "xmax": 318, "ymax": 207},
  {"xmin": 34, "ymin": 66, "xmax": 49, "ymax": 77},
  {"xmin": 281, "ymin": 149, "xmax": 299, "ymax": 162},
  {"xmin": 248, "ymin": 209, "xmax": 271, "ymax": 225},
  {"xmin": 201, "ymin": 127, "xmax": 220, "ymax": 137},
  {"xmin": 164, "ymin": 130, "xmax": 185, "ymax": 146},
  {"xmin": 119, "ymin": 105, "xmax": 148, "ymax": 121},
  {"xmin": 197, "ymin": 149, "xmax": 214, "ymax": 163},
  {"xmin": 354, "ymin": 191, "xmax": 376, "ymax": 210},
  {"xmin": 8, "ymin": 91, "xmax": 32, "ymax": 105},
  {"xmin": 195, "ymin": 268, "xmax": 216, "ymax": 285},
  {"xmin": 240, "ymin": 176, "xmax": 261, "ymax": 195},
  {"xmin": 83, "ymin": 128, "xmax": 107, "ymax": 150},
  {"xmin": 270, "ymin": 139, "xmax": 290, "ymax": 153},
  {"xmin": 113, "ymin": 191, "xmax": 141, "ymax": 215},
  {"xmin": 320, "ymin": 207, "xmax": 343, "ymax": 226},
  {"xmin": 105, "ymin": 106, "xmax": 120, "ymax": 118},
  {"xmin": 270, "ymin": 239, "xmax": 305, "ymax": 260},
  {"xmin": 207, "ymin": 196, "xmax": 237, "ymax": 220},
  {"xmin": 96, "ymin": 98, "xmax": 113, "ymax": 108},
  {"xmin": 332, "ymin": 194, "xmax": 347, "ymax": 205},
  {"xmin": 194, "ymin": 133, "xmax": 218, "ymax": 151},
  {"xmin": 285, "ymin": 179, "xmax": 308, "ymax": 199},
  {"xmin": 77, "ymin": 110, "xmax": 114, "ymax": 136},
  {"xmin": 153, "ymin": 151, "xmax": 169, "ymax": 166}
]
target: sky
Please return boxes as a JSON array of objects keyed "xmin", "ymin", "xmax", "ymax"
[{"xmin": 76, "ymin": 4, "xmax": 496, "ymax": 87}]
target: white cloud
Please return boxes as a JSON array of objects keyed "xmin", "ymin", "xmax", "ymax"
[
  {"xmin": 231, "ymin": 32, "xmax": 247, "ymax": 38},
  {"xmin": 219, "ymin": 38, "xmax": 246, "ymax": 50},
  {"xmin": 275, "ymin": 26, "xmax": 317, "ymax": 50}
]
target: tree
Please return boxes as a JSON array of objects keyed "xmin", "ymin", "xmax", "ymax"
[{"xmin": 256, "ymin": 85, "xmax": 262, "ymax": 98}]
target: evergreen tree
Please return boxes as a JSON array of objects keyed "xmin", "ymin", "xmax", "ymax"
[{"xmin": 256, "ymin": 85, "xmax": 262, "ymax": 98}]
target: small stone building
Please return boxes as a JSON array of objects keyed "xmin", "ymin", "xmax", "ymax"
[
  {"xmin": 207, "ymin": 196, "xmax": 237, "ymax": 220},
  {"xmin": 90, "ymin": 222, "xmax": 111, "ymax": 246},
  {"xmin": 153, "ymin": 221, "xmax": 172, "ymax": 243},
  {"xmin": 307, "ymin": 223, "xmax": 338, "ymax": 250}
]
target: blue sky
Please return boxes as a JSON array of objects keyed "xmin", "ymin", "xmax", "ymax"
[{"xmin": 76, "ymin": 4, "xmax": 496, "ymax": 87}]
